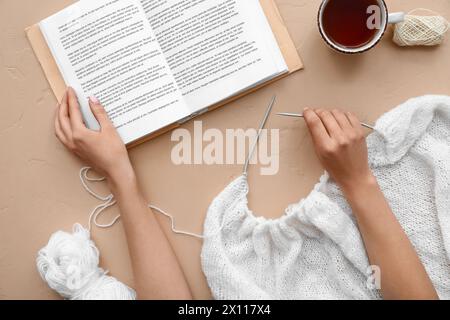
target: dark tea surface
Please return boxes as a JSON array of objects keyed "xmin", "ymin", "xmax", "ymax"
[{"xmin": 322, "ymin": 0, "xmax": 379, "ymax": 48}]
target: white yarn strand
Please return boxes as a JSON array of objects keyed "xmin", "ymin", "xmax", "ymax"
[
  {"xmin": 79, "ymin": 168, "xmax": 210, "ymax": 239},
  {"xmin": 80, "ymin": 168, "xmax": 230, "ymax": 239},
  {"xmin": 393, "ymin": 9, "xmax": 449, "ymax": 46},
  {"xmin": 79, "ymin": 167, "xmax": 119, "ymax": 231},
  {"xmin": 149, "ymin": 205, "xmax": 210, "ymax": 239}
]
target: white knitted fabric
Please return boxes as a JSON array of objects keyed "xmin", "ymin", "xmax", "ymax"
[{"xmin": 201, "ymin": 95, "xmax": 450, "ymax": 300}]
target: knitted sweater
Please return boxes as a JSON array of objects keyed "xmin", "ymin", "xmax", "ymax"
[{"xmin": 201, "ymin": 95, "xmax": 450, "ymax": 299}]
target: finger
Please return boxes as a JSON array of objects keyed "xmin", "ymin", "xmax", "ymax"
[
  {"xmin": 58, "ymin": 92, "xmax": 68, "ymax": 118},
  {"xmin": 58, "ymin": 94, "xmax": 73, "ymax": 140},
  {"xmin": 346, "ymin": 112, "xmax": 364, "ymax": 133},
  {"xmin": 303, "ymin": 108, "xmax": 331, "ymax": 146},
  {"xmin": 88, "ymin": 96, "xmax": 112, "ymax": 129},
  {"xmin": 67, "ymin": 87, "xmax": 86, "ymax": 130},
  {"xmin": 55, "ymin": 106, "xmax": 68, "ymax": 145},
  {"xmin": 316, "ymin": 109, "xmax": 342, "ymax": 138},
  {"xmin": 331, "ymin": 109, "xmax": 353, "ymax": 131}
]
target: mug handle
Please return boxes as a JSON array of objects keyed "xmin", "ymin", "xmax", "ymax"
[{"xmin": 388, "ymin": 12, "xmax": 405, "ymax": 24}]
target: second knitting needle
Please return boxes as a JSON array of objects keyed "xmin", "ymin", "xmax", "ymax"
[{"xmin": 277, "ymin": 112, "xmax": 374, "ymax": 130}]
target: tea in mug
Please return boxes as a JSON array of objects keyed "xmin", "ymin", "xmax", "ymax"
[{"xmin": 322, "ymin": 0, "xmax": 380, "ymax": 48}]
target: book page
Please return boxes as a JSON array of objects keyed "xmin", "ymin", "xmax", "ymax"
[
  {"xmin": 40, "ymin": 0, "xmax": 190, "ymax": 144},
  {"xmin": 140, "ymin": 0, "xmax": 288, "ymax": 113}
]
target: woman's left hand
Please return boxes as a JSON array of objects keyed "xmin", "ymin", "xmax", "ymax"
[{"xmin": 54, "ymin": 87, "xmax": 134, "ymax": 182}]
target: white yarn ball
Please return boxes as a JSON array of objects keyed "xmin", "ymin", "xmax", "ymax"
[
  {"xmin": 393, "ymin": 10, "xmax": 449, "ymax": 46},
  {"xmin": 36, "ymin": 224, "xmax": 136, "ymax": 300}
]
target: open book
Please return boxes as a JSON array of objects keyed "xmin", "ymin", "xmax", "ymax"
[{"xmin": 29, "ymin": 0, "xmax": 302, "ymax": 145}]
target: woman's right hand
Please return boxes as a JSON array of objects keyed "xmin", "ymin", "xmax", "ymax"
[
  {"xmin": 303, "ymin": 108, "xmax": 375, "ymax": 193},
  {"xmin": 54, "ymin": 87, "xmax": 135, "ymax": 185},
  {"xmin": 303, "ymin": 108, "xmax": 438, "ymax": 300}
]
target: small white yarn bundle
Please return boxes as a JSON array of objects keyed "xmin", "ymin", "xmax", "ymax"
[
  {"xmin": 393, "ymin": 9, "xmax": 449, "ymax": 46},
  {"xmin": 36, "ymin": 223, "xmax": 136, "ymax": 300}
]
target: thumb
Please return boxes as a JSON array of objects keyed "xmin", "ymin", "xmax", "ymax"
[{"xmin": 88, "ymin": 96, "xmax": 112, "ymax": 128}]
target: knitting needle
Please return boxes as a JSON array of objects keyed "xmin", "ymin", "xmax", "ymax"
[
  {"xmin": 277, "ymin": 112, "xmax": 374, "ymax": 130},
  {"xmin": 243, "ymin": 95, "xmax": 277, "ymax": 175}
]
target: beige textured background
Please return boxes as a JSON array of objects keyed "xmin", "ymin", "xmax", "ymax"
[{"xmin": 0, "ymin": 0, "xmax": 449, "ymax": 300}]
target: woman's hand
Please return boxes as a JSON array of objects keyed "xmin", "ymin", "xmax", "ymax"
[
  {"xmin": 304, "ymin": 108, "xmax": 438, "ymax": 299},
  {"xmin": 303, "ymin": 108, "xmax": 374, "ymax": 192},
  {"xmin": 54, "ymin": 87, "xmax": 134, "ymax": 183},
  {"xmin": 55, "ymin": 87, "xmax": 192, "ymax": 299}
]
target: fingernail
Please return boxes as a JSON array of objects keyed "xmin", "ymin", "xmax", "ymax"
[
  {"xmin": 304, "ymin": 107, "xmax": 310, "ymax": 112},
  {"xmin": 89, "ymin": 96, "xmax": 100, "ymax": 104}
]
